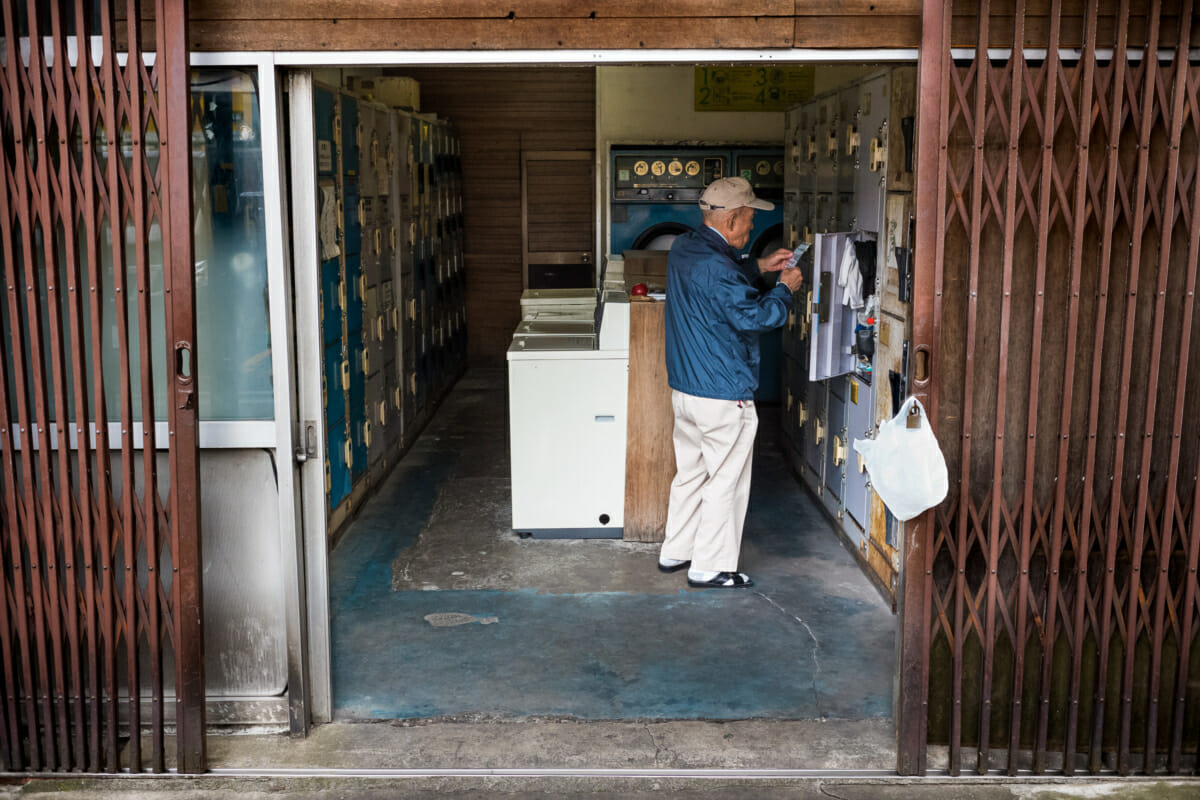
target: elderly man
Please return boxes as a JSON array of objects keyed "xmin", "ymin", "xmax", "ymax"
[{"xmin": 656, "ymin": 176, "xmax": 804, "ymax": 588}]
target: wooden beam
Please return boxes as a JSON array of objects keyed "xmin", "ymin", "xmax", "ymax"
[
  {"xmin": 793, "ymin": 15, "xmax": 921, "ymax": 47},
  {"xmin": 188, "ymin": 0, "xmax": 799, "ymax": 19},
  {"xmin": 190, "ymin": 16, "xmax": 795, "ymax": 50}
]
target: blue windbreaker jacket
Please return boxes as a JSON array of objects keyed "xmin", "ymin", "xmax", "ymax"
[{"xmin": 664, "ymin": 225, "xmax": 793, "ymax": 402}]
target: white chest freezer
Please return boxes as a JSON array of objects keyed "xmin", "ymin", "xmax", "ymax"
[{"xmin": 506, "ymin": 341, "xmax": 629, "ymax": 538}]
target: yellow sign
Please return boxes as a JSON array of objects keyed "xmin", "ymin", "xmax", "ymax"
[{"xmin": 695, "ymin": 65, "xmax": 815, "ymax": 112}]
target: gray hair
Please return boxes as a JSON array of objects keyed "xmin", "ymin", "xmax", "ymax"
[{"xmin": 701, "ymin": 207, "xmax": 738, "ymax": 226}]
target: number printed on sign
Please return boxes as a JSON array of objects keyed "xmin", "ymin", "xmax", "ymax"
[{"xmin": 694, "ymin": 65, "xmax": 814, "ymax": 112}]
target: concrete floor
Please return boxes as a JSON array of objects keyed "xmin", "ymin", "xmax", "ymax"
[{"xmin": 329, "ymin": 368, "xmax": 896, "ymax": 723}]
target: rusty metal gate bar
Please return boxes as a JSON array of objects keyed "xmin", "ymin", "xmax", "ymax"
[
  {"xmin": 0, "ymin": 0, "xmax": 202, "ymax": 774},
  {"xmin": 904, "ymin": 0, "xmax": 1200, "ymax": 777}
]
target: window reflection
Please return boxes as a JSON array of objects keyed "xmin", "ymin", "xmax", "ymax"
[{"xmin": 191, "ymin": 68, "xmax": 273, "ymax": 420}]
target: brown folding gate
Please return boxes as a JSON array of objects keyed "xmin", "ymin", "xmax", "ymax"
[
  {"xmin": 0, "ymin": 0, "xmax": 203, "ymax": 774},
  {"xmin": 903, "ymin": 0, "xmax": 1200, "ymax": 776}
]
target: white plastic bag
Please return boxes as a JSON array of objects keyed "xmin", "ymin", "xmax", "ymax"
[{"xmin": 853, "ymin": 396, "xmax": 948, "ymax": 521}]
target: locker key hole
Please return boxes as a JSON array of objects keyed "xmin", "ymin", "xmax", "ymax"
[{"xmin": 599, "ymin": 514, "xmax": 610, "ymax": 525}]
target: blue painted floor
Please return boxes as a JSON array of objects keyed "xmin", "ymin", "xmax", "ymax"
[{"xmin": 330, "ymin": 370, "xmax": 895, "ymax": 722}]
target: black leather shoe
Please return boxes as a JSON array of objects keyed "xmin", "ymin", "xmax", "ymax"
[
  {"xmin": 657, "ymin": 559, "xmax": 691, "ymax": 573},
  {"xmin": 687, "ymin": 571, "xmax": 754, "ymax": 588}
]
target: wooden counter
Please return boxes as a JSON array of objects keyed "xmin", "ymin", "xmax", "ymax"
[{"xmin": 623, "ymin": 299, "xmax": 675, "ymax": 542}]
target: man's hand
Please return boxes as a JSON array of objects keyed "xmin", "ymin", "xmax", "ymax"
[
  {"xmin": 758, "ymin": 248, "xmax": 793, "ymax": 273},
  {"xmin": 778, "ymin": 267, "xmax": 804, "ymax": 293}
]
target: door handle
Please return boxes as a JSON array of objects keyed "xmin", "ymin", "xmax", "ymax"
[
  {"xmin": 295, "ymin": 420, "xmax": 317, "ymax": 464},
  {"xmin": 833, "ymin": 434, "xmax": 846, "ymax": 467}
]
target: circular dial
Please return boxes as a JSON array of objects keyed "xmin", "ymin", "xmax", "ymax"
[
  {"xmin": 756, "ymin": 159, "xmax": 771, "ymax": 176},
  {"xmin": 667, "ymin": 160, "xmax": 683, "ymax": 176},
  {"xmin": 773, "ymin": 159, "xmax": 784, "ymax": 176},
  {"xmin": 633, "ymin": 160, "xmax": 649, "ymax": 176},
  {"xmin": 685, "ymin": 160, "xmax": 701, "ymax": 176},
  {"xmin": 651, "ymin": 160, "xmax": 666, "ymax": 176}
]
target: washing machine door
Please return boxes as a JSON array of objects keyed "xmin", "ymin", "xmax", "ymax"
[
  {"xmin": 632, "ymin": 221, "xmax": 691, "ymax": 252},
  {"xmin": 749, "ymin": 222, "xmax": 786, "ymax": 259}
]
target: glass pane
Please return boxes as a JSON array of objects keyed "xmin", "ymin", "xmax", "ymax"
[{"xmin": 191, "ymin": 68, "xmax": 274, "ymax": 421}]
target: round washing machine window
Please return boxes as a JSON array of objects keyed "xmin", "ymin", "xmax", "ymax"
[
  {"xmin": 750, "ymin": 223, "xmax": 786, "ymax": 259},
  {"xmin": 632, "ymin": 221, "xmax": 691, "ymax": 251}
]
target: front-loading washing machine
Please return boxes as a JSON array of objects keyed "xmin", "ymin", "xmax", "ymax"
[
  {"xmin": 609, "ymin": 147, "xmax": 726, "ymax": 254},
  {"xmin": 610, "ymin": 146, "xmax": 785, "ymax": 256}
]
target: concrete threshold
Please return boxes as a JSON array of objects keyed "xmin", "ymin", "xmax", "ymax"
[{"xmin": 205, "ymin": 718, "xmax": 898, "ymax": 772}]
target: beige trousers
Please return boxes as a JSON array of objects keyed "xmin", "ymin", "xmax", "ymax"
[{"xmin": 659, "ymin": 390, "xmax": 758, "ymax": 573}]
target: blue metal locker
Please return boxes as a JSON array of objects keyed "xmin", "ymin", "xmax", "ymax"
[
  {"xmin": 340, "ymin": 93, "xmax": 359, "ymax": 176},
  {"xmin": 327, "ymin": 420, "xmax": 352, "ymax": 510},
  {"xmin": 343, "ymin": 177, "xmax": 361, "ymax": 256},
  {"xmin": 347, "ymin": 328, "xmax": 367, "ymax": 478},
  {"xmin": 314, "ymin": 86, "xmax": 337, "ymax": 177},
  {"xmin": 345, "ymin": 253, "xmax": 364, "ymax": 333},
  {"xmin": 323, "ymin": 341, "xmax": 346, "ymax": 425},
  {"xmin": 321, "ymin": 258, "xmax": 342, "ymax": 345}
]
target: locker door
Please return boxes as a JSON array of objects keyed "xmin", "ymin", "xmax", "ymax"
[
  {"xmin": 853, "ymin": 72, "xmax": 891, "ymax": 235},
  {"xmin": 803, "ymin": 380, "xmax": 827, "ymax": 497},
  {"xmin": 809, "ymin": 233, "xmax": 857, "ymax": 382},
  {"xmin": 843, "ymin": 374, "xmax": 874, "ymax": 540},
  {"xmin": 824, "ymin": 376, "xmax": 848, "ymax": 519}
]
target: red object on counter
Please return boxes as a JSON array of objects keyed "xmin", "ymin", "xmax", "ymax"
[{"xmin": 631, "ymin": 283, "xmax": 648, "ymax": 296}]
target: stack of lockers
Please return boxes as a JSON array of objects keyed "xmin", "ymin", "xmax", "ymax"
[
  {"xmin": 314, "ymin": 81, "xmax": 467, "ymax": 522},
  {"xmin": 779, "ymin": 71, "xmax": 891, "ymax": 549}
]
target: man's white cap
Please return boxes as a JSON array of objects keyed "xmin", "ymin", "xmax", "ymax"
[{"xmin": 698, "ymin": 176, "xmax": 774, "ymax": 212}]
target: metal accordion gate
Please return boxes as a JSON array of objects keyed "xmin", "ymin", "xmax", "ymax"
[
  {"xmin": 903, "ymin": 0, "xmax": 1200, "ymax": 776},
  {"xmin": 0, "ymin": 0, "xmax": 203, "ymax": 774}
]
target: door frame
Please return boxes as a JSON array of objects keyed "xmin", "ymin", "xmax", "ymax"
[{"xmin": 283, "ymin": 69, "xmax": 333, "ymax": 726}]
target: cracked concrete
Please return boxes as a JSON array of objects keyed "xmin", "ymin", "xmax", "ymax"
[{"xmin": 756, "ymin": 591, "xmax": 826, "ymax": 719}]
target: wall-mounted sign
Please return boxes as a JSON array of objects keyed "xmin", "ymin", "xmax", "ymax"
[{"xmin": 695, "ymin": 66, "xmax": 815, "ymax": 112}]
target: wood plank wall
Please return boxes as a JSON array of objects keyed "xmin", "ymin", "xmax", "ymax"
[
  {"xmin": 177, "ymin": 1, "xmax": 1196, "ymax": 51},
  {"xmin": 398, "ymin": 67, "xmax": 595, "ymax": 365}
]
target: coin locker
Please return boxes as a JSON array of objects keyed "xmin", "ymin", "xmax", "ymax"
[
  {"xmin": 309, "ymin": 81, "xmax": 467, "ymax": 522},
  {"xmin": 780, "ymin": 69, "xmax": 898, "ymax": 556}
]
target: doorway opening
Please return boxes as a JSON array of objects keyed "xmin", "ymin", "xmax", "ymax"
[{"xmin": 289, "ymin": 59, "xmax": 915, "ymax": 747}]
